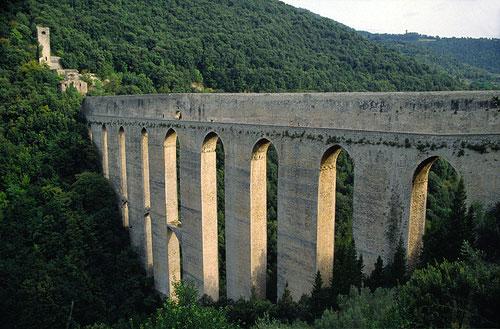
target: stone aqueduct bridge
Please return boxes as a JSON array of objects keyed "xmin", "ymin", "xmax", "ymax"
[{"xmin": 83, "ymin": 91, "xmax": 500, "ymax": 301}]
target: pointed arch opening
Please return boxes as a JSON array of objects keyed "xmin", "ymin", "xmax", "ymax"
[
  {"xmin": 142, "ymin": 128, "xmax": 153, "ymax": 275},
  {"xmin": 408, "ymin": 157, "xmax": 460, "ymax": 267},
  {"xmin": 101, "ymin": 124, "xmax": 109, "ymax": 179},
  {"xmin": 216, "ymin": 138, "xmax": 226, "ymax": 298},
  {"xmin": 201, "ymin": 132, "xmax": 225, "ymax": 300},
  {"xmin": 250, "ymin": 139, "xmax": 278, "ymax": 301},
  {"xmin": 164, "ymin": 129, "xmax": 181, "ymax": 293},
  {"xmin": 317, "ymin": 146, "xmax": 354, "ymax": 286},
  {"xmin": 119, "ymin": 127, "xmax": 129, "ymax": 227},
  {"xmin": 266, "ymin": 143, "xmax": 278, "ymax": 301}
]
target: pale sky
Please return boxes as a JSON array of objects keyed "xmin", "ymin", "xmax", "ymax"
[{"xmin": 280, "ymin": 0, "xmax": 500, "ymax": 38}]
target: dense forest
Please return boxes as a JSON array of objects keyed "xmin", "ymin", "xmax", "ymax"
[
  {"xmin": 0, "ymin": 22, "xmax": 160, "ymax": 329},
  {"xmin": 361, "ymin": 32, "xmax": 500, "ymax": 90},
  {"xmin": 1, "ymin": 0, "xmax": 500, "ymax": 328},
  {"xmin": 368, "ymin": 32, "xmax": 500, "ymax": 74},
  {"xmin": 2, "ymin": 0, "xmax": 467, "ymax": 94}
]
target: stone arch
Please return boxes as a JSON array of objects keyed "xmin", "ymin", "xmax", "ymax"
[
  {"xmin": 101, "ymin": 124, "xmax": 109, "ymax": 179},
  {"xmin": 201, "ymin": 131, "xmax": 225, "ymax": 300},
  {"xmin": 316, "ymin": 145, "xmax": 353, "ymax": 284},
  {"xmin": 408, "ymin": 156, "xmax": 460, "ymax": 266},
  {"xmin": 164, "ymin": 129, "xmax": 181, "ymax": 293},
  {"xmin": 250, "ymin": 138, "xmax": 274, "ymax": 299},
  {"xmin": 141, "ymin": 128, "xmax": 153, "ymax": 275},
  {"xmin": 119, "ymin": 127, "xmax": 129, "ymax": 227}
]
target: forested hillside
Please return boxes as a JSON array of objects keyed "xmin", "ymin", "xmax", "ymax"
[
  {"xmin": 0, "ymin": 22, "xmax": 161, "ymax": 329},
  {"xmin": 361, "ymin": 32, "xmax": 500, "ymax": 89},
  {"xmin": 1, "ymin": 0, "xmax": 465, "ymax": 94}
]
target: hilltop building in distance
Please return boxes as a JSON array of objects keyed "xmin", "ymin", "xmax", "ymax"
[{"xmin": 37, "ymin": 26, "xmax": 95, "ymax": 94}]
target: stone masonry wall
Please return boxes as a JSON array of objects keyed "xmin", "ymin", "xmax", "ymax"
[{"xmin": 84, "ymin": 91, "xmax": 500, "ymax": 301}]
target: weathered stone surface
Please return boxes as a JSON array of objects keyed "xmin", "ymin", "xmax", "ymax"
[
  {"xmin": 37, "ymin": 26, "xmax": 90, "ymax": 94},
  {"xmin": 84, "ymin": 91, "xmax": 500, "ymax": 301}
]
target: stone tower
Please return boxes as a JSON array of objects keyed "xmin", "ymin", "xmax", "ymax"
[
  {"xmin": 36, "ymin": 26, "xmax": 51, "ymax": 62},
  {"xmin": 36, "ymin": 26, "xmax": 62, "ymax": 70},
  {"xmin": 36, "ymin": 26, "xmax": 90, "ymax": 94}
]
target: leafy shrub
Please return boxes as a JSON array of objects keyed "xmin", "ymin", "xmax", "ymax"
[
  {"xmin": 141, "ymin": 280, "xmax": 238, "ymax": 329},
  {"xmin": 391, "ymin": 260, "xmax": 500, "ymax": 328},
  {"xmin": 314, "ymin": 286, "xmax": 394, "ymax": 329}
]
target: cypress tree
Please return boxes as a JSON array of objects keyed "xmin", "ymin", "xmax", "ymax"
[
  {"xmin": 366, "ymin": 256, "xmax": 385, "ymax": 291},
  {"xmin": 331, "ymin": 238, "xmax": 363, "ymax": 296},
  {"xmin": 465, "ymin": 206, "xmax": 476, "ymax": 246},
  {"xmin": 420, "ymin": 217, "xmax": 444, "ymax": 267},
  {"xmin": 357, "ymin": 254, "xmax": 365, "ymax": 284},
  {"xmin": 309, "ymin": 271, "xmax": 330, "ymax": 320},
  {"xmin": 421, "ymin": 178, "xmax": 475, "ymax": 266},
  {"xmin": 387, "ymin": 237, "xmax": 408, "ymax": 286},
  {"xmin": 444, "ymin": 179, "xmax": 470, "ymax": 261},
  {"xmin": 276, "ymin": 282, "xmax": 298, "ymax": 323},
  {"xmin": 476, "ymin": 202, "xmax": 500, "ymax": 263},
  {"xmin": 279, "ymin": 282, "xmax": 293, "ymax": 305}
]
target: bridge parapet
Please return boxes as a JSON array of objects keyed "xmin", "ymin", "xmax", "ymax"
[{"xmin": 83, "ymin": 91, "xmax": 500, "ymax": 134}]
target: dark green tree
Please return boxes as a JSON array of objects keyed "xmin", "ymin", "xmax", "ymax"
[
  {"xmin": 216, "ymin": 139, "xmax": 226, "ymax": 297},
  {"xmin": 308, "ymin": 271, "xmax": 330, "ymax": 320},
  {"xmin": 391, "ymin": 260, "xmax": 500, "ymax": 328},
  {"xmin": 266, "ymin": 144, "xmax": 278, "ymax": 301},
  {"xmin": 366, "ymin": 256, "xmax": 385, "ymax": 291},
  {"xmin": 445, "ymin": 179, "xmax": 470, "ymax": 259},
  {"xmin": 421, "ymin": 178, "xmax": 475, "ymax": 266},
  {"xmin": 386, "ymin": 237, "xmax": 408, "ymax": 286},
  {"xmin": 331, "ymin": 238, "xmax": 363, "ymax": 297},
  {"xmin": 276, "ymin": 283, "xmax": 299, "ymax": 324},
  {"xmin": 475, "ymin": 202, "xmax": 500, "ymax": 264}
]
